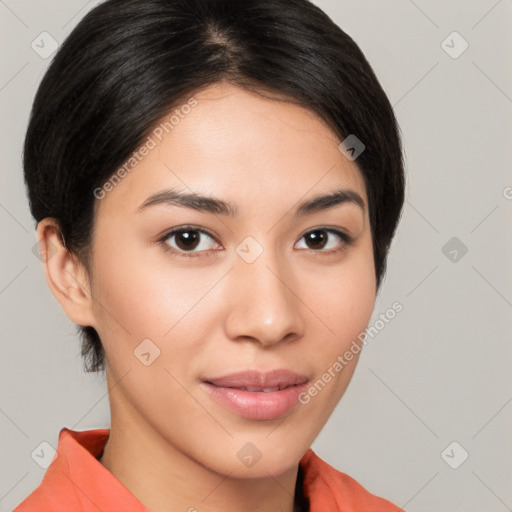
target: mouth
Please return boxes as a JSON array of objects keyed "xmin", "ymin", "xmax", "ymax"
[{"xmin": 201, "ymin": 369, "xmax": 309, "ymax": 420}]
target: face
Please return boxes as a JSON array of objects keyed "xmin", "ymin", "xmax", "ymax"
[{"xmin": 65, "ymin": 82, "xmax": 376, "ymax": 477}]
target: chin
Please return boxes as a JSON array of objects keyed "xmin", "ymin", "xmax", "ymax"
[{"xmin": 201, "ymin": 435, "xmax": 308, "ymax": 479}]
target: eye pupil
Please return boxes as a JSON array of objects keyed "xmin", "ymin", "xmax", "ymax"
[
  {"xmin": 306, "ymin": 230, "xmax": 327, "ymax": 249},
  {"xmin": 176, "ymin": 230, "xmax": 200, "ymax": 250}
]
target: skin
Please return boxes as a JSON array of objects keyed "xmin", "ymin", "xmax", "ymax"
[{"xmin": 37, "ymin": 82, "xmax": 376, "ymax": 512}]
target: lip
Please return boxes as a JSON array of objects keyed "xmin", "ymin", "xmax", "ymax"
[{"xmin": 201, "ymin": 369, "xmax": 309, "ymax": 420}]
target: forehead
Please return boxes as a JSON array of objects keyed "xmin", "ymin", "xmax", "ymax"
[{"xmin": 95, "ymin": 82, "xmax": 367, "ymax": 217}]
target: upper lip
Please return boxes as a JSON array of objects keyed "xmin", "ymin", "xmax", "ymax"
[{"xmin": 204, "ymin": 369, "xmax": 309, "ymax": 390}]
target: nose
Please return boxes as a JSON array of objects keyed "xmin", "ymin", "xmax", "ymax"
[{"xmin": 223, "ymin": 245, "xmax": 305, "ymax": 347}]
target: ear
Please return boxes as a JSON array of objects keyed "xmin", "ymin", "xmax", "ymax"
[{"xmin": 35, "ymin": 218, "xmax": 97, "ymax": 328}]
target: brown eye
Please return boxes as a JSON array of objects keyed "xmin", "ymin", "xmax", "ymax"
[
  {"xmin": 296, "ymin": 228, "xmax": 353, "ymax": 253},
  {"xmin": 304, "ymin": 230, "xmax": 329, "ymax": 250},
  {"xmin": 172, "ymin": 229, "xmax": 201, "ymax": 251},
  {"xmin": 160, "ymin": 227, "xmax": 218, "ymax": 256}
]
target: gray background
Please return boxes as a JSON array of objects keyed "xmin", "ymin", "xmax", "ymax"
[{"xmin": 1, "ymin": 1, "xmax": 511, "ymax": 511}]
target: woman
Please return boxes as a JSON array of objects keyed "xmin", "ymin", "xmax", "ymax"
[{"xmin": 15, "ymin": 0, "xmax": 405, "ymax": 510}]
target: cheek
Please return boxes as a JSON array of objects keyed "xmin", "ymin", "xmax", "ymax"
[
  {"xmin": 88, "ymin": 238, "xmax": 215, "ymax": 423},
  {"xmin": 310, "ymin": 237, "xmax": 376, "ymax": 342},
  {"xmin": 90, "ymin": 230, "xmax": 179, "ymax": 330},
  {"xmin": 88, "ymin": 230, "xmax": 223, "ymax": 373},
  {"xmin": 89, "ymin": 237, "xmax": 165, "ymax": 339},
  {"xmin": 301, "ymin": 236, "xmax": 376, "ymax": 399}
]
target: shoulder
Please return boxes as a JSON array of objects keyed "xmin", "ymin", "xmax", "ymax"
[
  {"xmin": 12, "ymin": 427, "xmax": 110, "ymax": 512},
  {"xmin": 300, "ymin": 448, "xmax": 405, "ymax": 512},
  {"xmin": 12, "ymin": 477, "xmax": 62, "ymax": 512}
]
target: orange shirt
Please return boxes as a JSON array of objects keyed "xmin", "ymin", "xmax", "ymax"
[{"xmin": 13, "ymin": 427, "xmax": 404, "ymax": 512}]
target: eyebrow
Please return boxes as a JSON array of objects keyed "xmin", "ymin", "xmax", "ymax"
[{"xmin": 136, "ymin": 188, "xmax": 365, "ymax": 217}]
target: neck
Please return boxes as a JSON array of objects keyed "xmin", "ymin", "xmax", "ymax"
[{"xmin": 98, "ymin": 396, "xmax": 306, "ymax": 512}]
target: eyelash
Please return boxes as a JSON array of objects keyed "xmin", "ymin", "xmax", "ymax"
[{"xmin": 157, "ymin": 225, "xmax": 355, "ymax": 259}]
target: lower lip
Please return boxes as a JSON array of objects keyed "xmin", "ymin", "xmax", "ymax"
[{"xmin": 201, "ymin": 382, "xmax": 308, "ymax": 420}]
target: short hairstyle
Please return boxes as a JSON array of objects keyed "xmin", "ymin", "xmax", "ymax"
[{"xmin": 23, "ymin": 0, "xmax": 405, "ymax": 373}]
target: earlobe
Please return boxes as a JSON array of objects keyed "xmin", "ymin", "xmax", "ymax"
[{"xmin": 36, "ymin": 218, "xmax": 96, "ymax": 328}]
